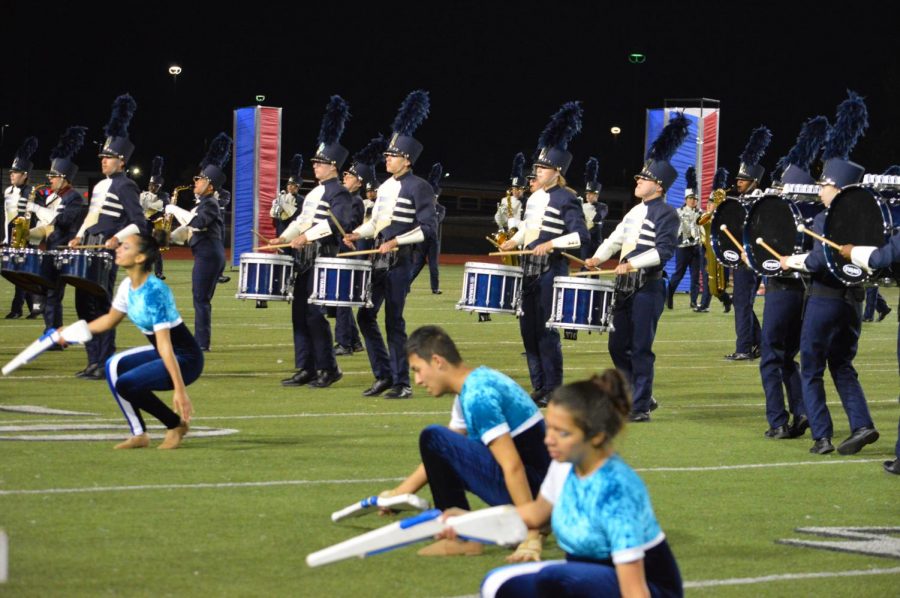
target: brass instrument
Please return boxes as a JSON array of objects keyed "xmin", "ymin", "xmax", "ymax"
[
  {"xmin": 153, "ymin": 185, "xmax": 191, "ymax": 250},
  {"xmin": 699, "ymin": 187, "xmax": 728, "ymax": 298},
  {"xmin": 11, "ymin": 185, "xmax": 49, "ymax": 248},
  {"xmin": 492, "ymin": 189, "xmax": 519, "ymax": 266}
]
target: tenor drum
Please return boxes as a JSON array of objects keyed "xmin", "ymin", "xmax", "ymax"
[
  {"xmin": 1, "ymin": 248, "xmax": 58, "ymax": 293},
  {"xmin": 236, "ymin": 252, "xmax": 294, "ymax": 301},
  {"xmin": 547, "ymin": 276, "xmax": 615, "ymax": 332},
  {"xmin": 456, "ymin": 262, "xmax": 522, "ymax": 315},
  {"xmin": 743, "ymin": 192, "xmax": 824, "ymax": 277},
  {"xmin": 824, "ymin": 184, "xmax": 900, "ymax": 285},
  {"xmin": 710, "ymin": 197, "xmax": 749, "ymax": 268},
  {"xmin": 56, "ymin": 249, "xmax": 113, "ymax": 297},
  {"xmin": 308, "ymin": 257, "xmax": 372, "ymax": 307}
]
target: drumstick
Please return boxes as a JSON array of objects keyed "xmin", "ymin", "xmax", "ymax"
[
  {"xmin": 568, "ymin": 269, "xmax": 617, "ymax": 277},
  {"xmin": 327, "ymin": 210, "xmax": 355, "ymax": 250},
  {"xmin": 484, "ymin": 236, "xmax": 502, "ymax": 249},
  {"xmin": 252, "ymin": 229, "xmax": 268, "ymax": 243},
  {"xmin": 62, "ymin": 244, "xmax": 108, "ymax": 250},
  {"xmin": 718, "ymin": 225, "xmax": 746, "ymax": 256},
  {"xmin": 754, "ymin": 237, "xmax": 783, "ymax": 260},
  {"xmin": 489, "ymin": 250, "xmax": 535, "ymax": 256},
  {"xmin": 561, "ymin": 252, "xmax": 587, "ymax": 266},
  {"xmin": 340, "ymin": 247, "xmax": 400, "ymax": 257},
  {"xmin": 796, "ymin": 224, "xmax": 843, "ymax": 250},
  {"xmin": 254, "ymin": 243, "xmax": 294, "ymax": 251}
]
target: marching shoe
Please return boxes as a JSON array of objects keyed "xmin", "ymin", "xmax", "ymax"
[
  {"xmin": 750, "ymin": 345, "xmax": 761, "ymax": 359},
  {"xmin": 789, "ymin": 415, "xmax": 809, "ymax": 438},
  {"xmin": 694, "ymin": 306, "xmax": 710, "ymax": 313},
  {"xmin": 877, "ymin": 306, "xmax": 892, "ymax": 322},
  {"xmin": 82, "ymin": 367, "xmax": 105, "ymax": 380},
  {"xmin": 334, "ymin": 345, "xmax": 353, "ymax": 356},
  {"xmin": 883, "ymin": 458, "xmax": 900, "ymax": 475},
  {"xmin": 862, "ymin": 317, "xmax": 874, "ymax": 322},
  {"xmin": 76, "ymin": 363, "xmax": 101, "ymax": 380},
  {"xmin": 629, "ymin": 411, "xmax": 651, "ymax": 423},
  {"xmin": 765, "ymin": 425, "xmax": 792, "ymax": 439},
  {"xmin": 309, "ymin": 368, "xmax": 343, "ymax": 388},
  {"xmin": 649, "ymin": 397, "xmax": 659, "ymax": 412},
  {"xmin": 809, "ymin": 438, "xmax": 835, "ymax": 455},
  {"xmin": 722, "ymin": 294, "xmax": 733, "ymax": 313},
  {"xmin": 836, "ymin": 427, "xmax": 879, "ymax": 455},
  {"xmin": 4, "ymin": 311, "xmax": 22, "ymax": 319},
  {"xmin": 384, "ymin": 385, "xmax": 413, "ymax": 399},
  {"xmin": 666, "ymin": 293, "xmax": 674, "ymax": 310},
  {"xmin": 351, "ymin": 342, "xmax": 365, "ymax": 353},
  {"xmin": 26, "ymin": 310, "xmax": 42, "ymax": 319},
  {"xmin": 281, "ymin": 369, "xmax": 316, "ymax": 387},
  {"xmin": 362, "ymin": 378, "xmax": 393, "ymax": 397},
  {"xmin": 417, "ymin": 538, "xmax": 483, "ymax": 557},
  {"xmin": 114, "ymin": 433, "xmax": 150, "ymax": 450},
  {"xmin": 158, "ymin": 421, "xmax": 190, "ymax": 450},
  {"xmin": 724, "ymin": 352, "xmax": 753, "ymax": 361},
  {"xmin": 218, "ymin": 275, "xmax": 231, "ymax": 284},
  {"xmin": 478, "ymin": 313, "xmax": 491, "ymax": 322},
  {"xmin": 432, "ymin": 289, "xmax": 443, "ymax": 295},
  {"xmin": 689, "ymin": 302, "xmax": 697, "ymax": 309},
  {"xmin": 156, "ymin": 274, "xmax": 166, "ymax": 280}
]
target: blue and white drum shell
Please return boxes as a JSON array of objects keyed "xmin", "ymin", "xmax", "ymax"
[
  {"xmin": 237, "ymin": 252, "xmax": 294, "ymax": 301},
  {"xmin": 55, "ymin": 249, "xmax": 113, "ymax": 297},
  {"xmin": 308, "ymin": 257, "xmax": 373, "ymax": 307},
  {"xmin": 547, "ymin": 276, "xmax": 615, "ymax": 332},
  {"xmin": 1, "ymin": 247, "xmax": 58, "ymax": 294},
  {"xmin": 743, "ymin": 193, "xmax": 824, "ymax": 277},
  {"xmin": 456, "ymin": 262, "xmax": 523, "ymax": 315},
  {"xmin": 824, "ymin": 184, "xmax": 900, "ymax": 286}
]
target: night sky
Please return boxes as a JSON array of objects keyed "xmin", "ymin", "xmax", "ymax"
[{"xmin": 5, "ymin": 1, "xmax": 900, "ymax": 189}]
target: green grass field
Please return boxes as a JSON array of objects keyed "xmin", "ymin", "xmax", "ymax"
[{"xmin": 1, "ymin": 261, "xmax": 898, "ymax": 597}]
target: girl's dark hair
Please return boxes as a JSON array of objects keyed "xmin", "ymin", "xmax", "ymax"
[
  {"xmin": 133, "ymin": 233, "xmax": 161, "ymax": 273},
  {"xmin": 549, "ymin": 369, "xmax": 631, "ymax": 445}
]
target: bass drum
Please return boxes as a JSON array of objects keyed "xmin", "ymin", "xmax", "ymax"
[
  {"xmin": 743, "ymin": 193, "xmax": 824, "ymax": 277},
  {"xmin": 710, "ymin": 196, "xmax": 748, "ymax": 268},
  {"xmin": 824, "ymin": 184, "xmax": 900, "ymax": 285}
]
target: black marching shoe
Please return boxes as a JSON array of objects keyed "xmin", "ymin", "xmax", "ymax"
[
  {"xmin": 362, "ymin": 378, "xmax": 393, "ymax": 397},
  {"xmin": 26, "ymin": 310, "xmax": 42, "ymax": 319},
  {"xmin": 724, "ymin": 352, "xmax": 753, "ymax": 361},
  {"xmin": 478, "ymin": 313, "xmax": 492, "ymax": 322},
  {"xmin": 789, "ymin": 415, "xmax": 809, "ymax": 438},
  {"xmin": 218, "ymin": 275, "xmax": 231, "ymax": 284},
  {"xmin": 809, "ymin": 437, "xmax": 835, "ymax": 455},
  {"xmin": 334, "ymin": 345, "xmax": 353, "ymax": 356},
  {"xmin": 81, "ymin": 365, "xmax": 104, "ymax": 380},
  {"xmin": 836, "ymin": 427, "xmax": 879, "ymax": 455},
  {"xmin": 530, "ymin": 389, "xmax": 550, "ymax": 408},
  {"xmin": 432, "ymin": 289, "xmax": 443, "ymax": 295},
  {"xmin": 750, "ymin": 344, "xmax": 761, "ymax": 359},
  {"xmin": 75, "ymin": 363, "xmax": 100, "ymax": 379},
  {"xmin": 649, "ymin": 397, "xmax": 659, "ymax": 412},
  {"xmin": 765, "ymin": 425, "xmax": 792, "ymax": 439},
  {"xmin": 877, "ymin": 306, "xmax": 892, "ymax": 322},
  {"xmin": 282, "ymin": 369, "xmax": 316, "ymax": 387},
  {"xmin": 721, "ymin": 293, "xmax": 733, "ymax": 313},
  {"xmin": 883, "ymin": 458, "xmax": 900, "ymax": 475},
  {"xmin": 629, "ymin": 411, "xmax": 651, "ymax": 423},
  {"xmin": 351, "ymin": 342, "xmax": 365, "ymax": 353},
  {"xmin": 689, "ymin": 302, "xmax": 697, "ymax": 309},
  {"xmin": 666, "ymin": 293, "xmax": 674, "ymax": 310},
  {"xmin": 384, "ymin": 385, "xmax": 413, "ymax": 399},
  {"xmin": 309, "ymin": 368, "xmax": 343, "ymax": 388},
  {"xmin": 694, "ymin": 306, "xmax": 710, "ymax": 313},
  {"xmin": 4, "ymin": 312, "xmax": 22, "ymax": 319}
]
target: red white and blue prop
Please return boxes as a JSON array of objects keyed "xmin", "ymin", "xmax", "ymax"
[
  {"xmin": 331, "ymin": 493, "xmax": 430, "ymax": 522},
  {"xmin": 2, "ymin": 320, "xmax": 92, "ymax": 376},
  {"xmin": 307, "ymin": 505, "xmax": 527, "ymax": 567}
]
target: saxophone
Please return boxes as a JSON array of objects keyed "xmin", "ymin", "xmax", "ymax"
[
  {"xmin": 11, "ymin": 185, "xmax": 49, "ymax": 248},
  {"xmin": 153, "ymin": 185, "xmax": 191, "ymax": 250},
  {"xmin": 699, "ymin": 188, "xmax": 727, "ymax": 298},
  {"xmin": 493, "ymin": 189, "xmax": 518, "ymax": 266}
]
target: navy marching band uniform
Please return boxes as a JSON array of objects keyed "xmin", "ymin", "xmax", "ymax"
[
  {"xmin": 3, "ymin": 136, "xmax": 39, "ymax": 318},
  {"xmin": 582, "ymin": 156, "xmax": 608, "ymax": 257},
  {"xmin": 667, "ymin": 167, "xmax": 703, "ymax": 309},
  {"xmin": 140, "ymin": 156, "xmax": 169, "ymax": 278},
  {"xmin": 270, "ymin": 154, "xmax": 303, "ymax": 238},
  {"xmin": 408, "ymin": 162, "xmax": 445, "ymax": 294},
  {"xmin": 333, "ymin": 183, "xmax": 365, "ymax": 354}
]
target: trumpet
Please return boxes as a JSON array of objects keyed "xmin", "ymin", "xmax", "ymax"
[
  {"xmin": 153, "ymin": 185, "xmax": 191, "ymax": 250},
  {"xmin": 11, "ymin": 185, "xmax": 49, "ymax": 248}
]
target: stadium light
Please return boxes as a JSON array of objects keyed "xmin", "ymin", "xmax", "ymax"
[{"xmin": 628, "ymin": 53, "xmax": 646, "ymax": 64}]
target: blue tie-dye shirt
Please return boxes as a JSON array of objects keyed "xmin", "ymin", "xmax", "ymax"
[
  {"xmin": 541, "ymin": 456, "xmax": 665, "ymax": 563},
  {"xmin": 449, "ymin": 366, "xmax": 543, "ymax": 445},
  {"xmin": 111, "ymin": 275, "xmax": 183, "ymax": 335}
]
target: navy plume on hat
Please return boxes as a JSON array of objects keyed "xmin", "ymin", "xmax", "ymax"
[
  {"xmin": 883, "ymin": 165, "xmax": 900, "ymax": 176},
  {"xmin": 385, "ymin": 90, "xmax": 430, "ymax": 165},
  {"xmin": 198, "ymin": 132, "xmax": 233, "ymax": 189},
  {"xmin": 534, "ymin": 101, "xmax": 583, "ymax": 176},
  {"xmin": 150, "ymin": 155, "xmax": 165, "ymax": 186},
  {"xmin": 349, "ymin": 134, "xmax": 388, "ymax": 188},
  {"xmin": 776, "ymin": 116, "xmax": 829, "ymax": 185},
  {"xmin": 736, "ymin": 126, "xmax": 772, "ymax": 182},
  {"xmin": 509, "ymin": 152, "xmax": 526, "ymax": 188},
  {"xmin": 712, "ymin": 167, "xmax": 729, "ymax": 192},
  {"xmin": 819, "ymin": 90, "xmax": 868, "ymax": 188},
  {"xmin": 288, "ymin": 154, "xmax": 304, "ymax": 185},
  {"xmin": 427, "ymin": 163, "xmax": 443, "ymax": 195},
  {"xmin": 584, "ymin": 157, "xmax": 601, "ymax": 193},
  {"xmin": 636, "ymin": 112, "xmax": 690, "ymax": 190},
  {"xmin": 312, "ymin": 95, "xmax": 351, "ymax": 169},
  {"xmin": 684, "ymin": 166, "xmax": 698, "ymax": 198},
  {"xmin": 49, "ymin": 127, "xmax": 86, "ymax": 180},
  {"xmin": 99, "ymin": 94, "xmax": 137, "ymax": 161},
  {"xmin": 10, "ymin": 136, "xmax": 38, "ymax": 172}
]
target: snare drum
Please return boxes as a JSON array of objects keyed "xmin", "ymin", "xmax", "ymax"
[
  {"xmin": 744, "ymin": 192, "xmax": 824, "ymax": 277},
  {"xmin": 824, "ymin": 184, "xmax": 900, "ymax": 285},
  {"xmin": 308, "ymin": 257, "xmax": 372, "ymax": 307},
  {"xmin": 710, "ymin": 196, "xmax": 749, "ymax": 268},
  {"xmin": 56, "ymin": 249, "xmax": 113, "ymax": 297},
  {"xmin": 456, "ymin": 262, "xmax": 523, "ymax": 315},
  {"xmin": 547, "ymin": 276, "xmax": 615, "ymax": 332},
  {"xmin": 236, "ymin": 252, "xmax": 294, "ymax": 301},
  {"xmin": 1, "ymin": 247, "xmax": 58, "ymax": 293}
]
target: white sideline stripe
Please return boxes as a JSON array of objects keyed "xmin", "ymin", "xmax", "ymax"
[
  {"xmin": 0, "ymin": 461, "xmax": 884, "ymax": 497},
  {"xmin": 0, "ymin": 405, "xmax": 97, "ymax": 416},
  {"xmin": 0, "ymin": 477, "xmax": 405, "ymax": 496},
  {"xmin": 684, "ymin": 566, "xmax": 900, "ymax": 589}
]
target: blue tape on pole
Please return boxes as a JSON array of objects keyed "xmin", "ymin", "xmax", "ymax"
[{"xmin": 233, "ymin": 107, "xmax": 257, "ymax": 264}]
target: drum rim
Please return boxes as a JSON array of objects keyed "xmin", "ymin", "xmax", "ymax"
[
  {"xmin": 463, "ymin": 261, "xmax": 523, "ymax": 274},
  {"xmin": 240, "ymin": 252, "xmax": 294, "ymax": 263},
  {"xmin": 314, "ymin": 257, "xmax": 374, "ymax": 269},
  {"xmin": 552, "ymin": 276, "xmax": 616, "ymax": 289}
]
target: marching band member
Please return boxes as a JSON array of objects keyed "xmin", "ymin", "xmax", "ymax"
[
  {"xmin": 408, "ymin": 162, "xmax": 445, "ymax": 295},
  {"xmin": 694, "ymin": 167, "xmax": 732, "ymax": 313},
  {"xmin": 585, "ymin": 113, "xmax": 688, "ymax": 422},
  {"xmin": 69, "ymin": 94, "xmax": 146, "ymax": 380},
  {"xmin": 480, "ymin": 371, "xmax": 683, "ymax": 597},
  {"xmin": 273, "ymin": 96, "xmax": 353, "ymax": 389},
  {"xmin": 344, "ymin": 90, "xmax": 437, "ymax": 399},
  {"xmin": 757, "ymin": 116, "xmax": 828, "ymax": 440},
  {"xmin": 3, "ymin": 136, "xmax": 40, "ymax": 320},
  {"xmin": 140, "ymin": 156, "xmax": 169, "ymax": 279},
  {"xmin": 582, "ymin": 156, "xmax": 608, "ymax": 258},
  {"xmin": 270, "ymin": 154, "xmax": 303, "ymax": 238},
  {"xmin": 214, "ymin": 188, "xmax": 231, "ymax": 284},
  {"xmin": 666, "ymin": 167, "xmax": 703, "ymax": 310},
  {"xmin": 724, "ymin": 126, "xmax": 771, "ymax": 361},
  {"xmin": 165, "ymin": 132, "xmax": 230, "ymax": 352},
  {"xmin": 494, "ymin": 153, "xmax": 525, "ymax": 232},
  {"xmin": 780, "ymin": 91, "xmax": 878, "ymax": 456},
  {"xmin": 501, "ymin": 102, "xmax": 589, "ymax": 405},
  {"xmin": 57, "ymin": 233, "xmax": 203, "ymax": 450}
]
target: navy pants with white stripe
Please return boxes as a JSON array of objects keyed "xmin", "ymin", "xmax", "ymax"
[
  {"xmin": 732, "ymin": 267, "xmax": 761, "ymax": 354},
  {"xmin": 357, "ymin": 254, "xmax": 413, "ymax": 387},
  {"xmin": 105, "ymin": 341, "xmax": 204, "ymax": 435}
]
